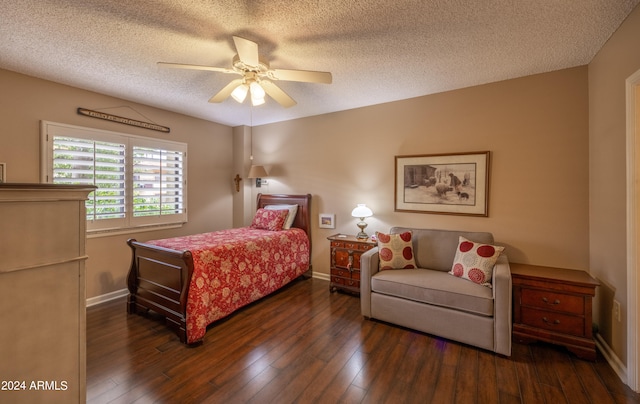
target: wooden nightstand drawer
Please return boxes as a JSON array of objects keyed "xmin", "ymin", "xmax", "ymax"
[
  {"xmin": 334, "ymin": 249, "xmax": 354, "ymax": 269},
  {"xmin": 521, "ymin": 307, "xmax": 586, "ymax": 337},
  {"xmin": 331, "ymin": 275, "xmax": 359, "ymax": 288},
  {"xmin": 521, "ymin": 288, "xmax": 584, "ymax": 315},
  {"xmin": 343, "ymin": 242, "xmax": 374, "ymax": 251},
  {"xmin": 332, "ymin": 268, "xmax": 353, "ymax": 278},
  {"xmin": 331, "ymin": 276, "xmax": 345, "ymax": 286}
]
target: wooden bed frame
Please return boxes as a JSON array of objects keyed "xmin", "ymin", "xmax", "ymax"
[{"xmin": 126, "ymin": 193, "xmax": 312, "ymax": 344}]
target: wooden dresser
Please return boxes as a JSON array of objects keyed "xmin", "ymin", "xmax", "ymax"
[
  {"xmin": 328, "ymin": 234, "xmax": 376, "ymax": 296},
  {"xmin": 511, "ymin": 263, "xmax": 600, "ymax": 360},
  {"xmin": 0, "ymin": 184, "xmax": 94, "ymax": 403}
]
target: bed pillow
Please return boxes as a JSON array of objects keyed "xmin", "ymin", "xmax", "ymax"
[
  {"xmin": 264, "ymin": 204, "xmax": 298, "ymax": 229},
  {"xmin": 250, "ymin": 208, "xmax": 289, "ymax": 231},
  {"xmin": 449, "ymin": 236, "xmax": 504, "ymax": 288},
  {"xmin": 376, "ymin": 231, "xmax": 416, "ymax": 270}
]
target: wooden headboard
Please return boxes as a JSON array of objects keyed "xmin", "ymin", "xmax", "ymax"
[{"xmin": 256, "ymin": 193, "xmax": 312, "ymax": 242}]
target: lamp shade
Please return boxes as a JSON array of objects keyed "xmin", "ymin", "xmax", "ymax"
[
  {"xmin": 248, "ymin": 165, "xmax": 268, "ymax": 178},
  {"xmin": 351, "ymin": 204, "xmax": 373, "ymax": 218},
  {"xmin": 231, "ymin": 83, "xmax": 248, "ymax": 103},
  {"xmin": 250, "ymin": 81, "xmax": 266, "ymax": 106}
]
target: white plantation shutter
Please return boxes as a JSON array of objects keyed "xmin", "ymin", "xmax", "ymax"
[
  {"xmin": 41, "ymin": 121, "xmax": 187, "ymax": 233},
  {"xmin": 132, "ymin": 145, "xmax": 185, "ymax": 225},
  {"xmin": 52, "ymin": 137, "xmax": 127, "ymax": 223}
]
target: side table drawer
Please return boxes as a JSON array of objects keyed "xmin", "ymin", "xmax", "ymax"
[
  {"xmin": 331, "ymin": 276, "xmax": 345, "ymax": 287},
  {"xmin": 330, "ymin": 275, "xmax": 359, "ymax": 289},
  {"xmin": 333, "ymin": 268, "xmax": 350, "ymax": 278},
  {"xmin": 521, "ymin": 288, "xmax": 584, "ymax": 315},
  {"xmin": 344, "ymin": 242, "xmax": 374, "ymax": 251},
  {"xmin": 521, "ymin": 307, "xmax": 586, "ymax": 337},
  {"xmin": 334, "ymin": 249, "xmax": 354, "ymax": 269},
  {"xmin": 332, "ymin": 268, "xmax": 360, "ymax": 280}
]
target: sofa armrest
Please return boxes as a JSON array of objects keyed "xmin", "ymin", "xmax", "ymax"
[
  {"xmin": 492, "ymin": 254, "xmax": 512, "ymax": 356},
  {"xmin": 360, "ymin": 246, "xmax": 379, "ymax": 318}
]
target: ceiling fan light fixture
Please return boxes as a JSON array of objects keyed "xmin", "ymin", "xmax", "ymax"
[
  {"xmin": 159, "ymin": 36, "xmax": 331, "ymax": 108},
  {"xmin": 250, "ymin": 81, "xmax": 265, "ymax": 99},
  {"xmin": 251, "ymin": 96, "xmax": 265, "ymax": 106},
  {"xmin": 231, "ymin": 83, "xmax": 249, "ymax": 103},
  {"xmin": 249, "ymin": 81, "xmax": 266, "ymax": 106}
]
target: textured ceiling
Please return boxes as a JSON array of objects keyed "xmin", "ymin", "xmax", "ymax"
[{"xmin": 1, "ymin": 0, "xmax": 638, "ymax": 127}]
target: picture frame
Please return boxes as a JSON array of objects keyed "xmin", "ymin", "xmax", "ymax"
[
  {"xmin": 318, "ymin": 213, "xmax": 336, "ymax": 229},
  {"xmin": 395, "ymin": 151, "xmax": 490, "ymax": 216},
  {"xmin": 0, "ymin": 163, "xmax": 5, "ymax": 183}
]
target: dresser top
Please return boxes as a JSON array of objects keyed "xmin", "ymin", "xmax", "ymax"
[
  {"xmin": 0, "ymin": 183, "xmax": 96, "ymax": 202},
  {"xmin": 510, "ymin": 263, "xmax": 600, "ymax": 287},
  {"xmin": 327, "ymin": 234, "xmax": 376, "ymax": 244}
]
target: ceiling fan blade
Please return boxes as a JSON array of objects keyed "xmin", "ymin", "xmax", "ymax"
[
  {"xmin": 157, "ymin": 62, "xmax": 236, "ymax": 74},
  {"xmin": 260, "ymin": 80, "xmax": 297, "ymax": 108},
  {"xmin": 208, "ymin": 78, "xmax": 244, "ymax": 103},
  {"xmin": 233, "ymin": 36, "xmax": 260, "ymax": 67},
  {"xmin": 269, "ymin": 69, "xmax": 332, "ymax": 84}
]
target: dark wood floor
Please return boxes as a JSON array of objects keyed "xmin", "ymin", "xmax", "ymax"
[{"xmin": 87, "ymin": 277, "xmax": 639, "ymax": 403}]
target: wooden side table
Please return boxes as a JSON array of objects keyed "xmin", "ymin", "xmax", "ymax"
[
  {"xmin": 328, "ymin": 234, "xmax": 376, "ymax": 296},
  {"xmin": 511, "ymin": 263, "xmax": 600, "ymax": 360}
]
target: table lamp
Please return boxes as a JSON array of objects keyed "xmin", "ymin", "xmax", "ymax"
[{"xmin": 351, "ymin": 204, "xmax": 373, "ymax": 239}]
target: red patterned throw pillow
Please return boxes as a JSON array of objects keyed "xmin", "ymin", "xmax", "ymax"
[
  {"xmin": 376, "ymin": 231, "xmax": 416, "ymax": 270},
  {"xmin": 449, "ymin": 236, "xmax": 504, "ymax": 288},
  {"xmin": 250, "ymin": 208, "xmax": 289, "ymax": 231}
]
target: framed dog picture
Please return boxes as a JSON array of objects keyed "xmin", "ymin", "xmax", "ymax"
[{"xmin": 395, "ymin": 151, "xmax": 490, "ymax": 216}]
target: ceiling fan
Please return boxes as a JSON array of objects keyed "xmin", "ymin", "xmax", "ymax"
[{"xmin": 158, "ymin": 36, "xmax": 332, "ymax": 108}]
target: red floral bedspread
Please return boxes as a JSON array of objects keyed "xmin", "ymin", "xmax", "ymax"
[{"xmin": 146, "ymin": 227, "xmax": 310, "ymax": 343}]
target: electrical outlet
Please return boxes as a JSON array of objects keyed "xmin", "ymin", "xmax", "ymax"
[{"xmin": 613, "ymin": 300, "xmax": 621, "ymax": 322}]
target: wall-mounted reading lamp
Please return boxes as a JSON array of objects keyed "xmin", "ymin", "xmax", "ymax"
[{"xmin": 248, "ymin": 164, "xmax": 268, "ymax": 187}]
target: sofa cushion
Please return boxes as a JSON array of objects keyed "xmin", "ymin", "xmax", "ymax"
[
  {"xmin": 449, "ymin": 236, "xmax": 505, "ymax": 288},
  {"xmin": 390, "ymin": 227, "xmax": 495, "ymax": 272},
  {"xmin": 376, "ymin": 231, "xmax": 416, "ymax": 269},
  {"xmin": 371, "ymin": 268, "xmax": 494, "ymax": 317}
]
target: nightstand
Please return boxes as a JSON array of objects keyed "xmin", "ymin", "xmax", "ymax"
[
  {"xmin": 511, "ymin": 263, "xmax": 600, "ymax": 360},
  {"xmin": 328, "ymin": 234, "xmax": 376, "ymax": 296}
]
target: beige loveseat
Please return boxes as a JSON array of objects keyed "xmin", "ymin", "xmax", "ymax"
[{"xmin": 360, "ymin": 227, "xmax": 512, "ymax": 356}]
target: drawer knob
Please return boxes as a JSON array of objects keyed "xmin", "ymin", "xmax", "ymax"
[
  {"xmin": 542, "ymin": 297, "xmax": 560, "ymax": 305},
  {"xmin": 542, "ymin": 317, "xmax": 560, "ymax": 325}
]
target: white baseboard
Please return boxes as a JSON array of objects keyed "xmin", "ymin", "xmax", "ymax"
[
  {"xmin": 596, "ymin": 333, "xmax": 628, "ymax": 385},
  {"xmin": 86, "ymin": 288, "xmax": 128, "ymax": 307},
  {"xmin": 312, "ymin": 271, "xmax": 330, "ymax": 282}
]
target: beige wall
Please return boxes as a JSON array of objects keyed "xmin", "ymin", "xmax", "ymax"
[
  {"xmin": 589, "ymin": 5, "xmax": 640, "ymax": 368},
  {"xmin": 250, "ymin": 66, "xmax": 590, "ymax": 281},
  {"xmin": 0, "ymin": 69, "xmax": 234, "ymax": 299}
]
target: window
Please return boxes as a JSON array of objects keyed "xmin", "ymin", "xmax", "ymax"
[{"xmin": 41, "ymin": 121, "xmax": 187, "ymax": 233}]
